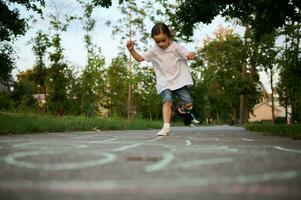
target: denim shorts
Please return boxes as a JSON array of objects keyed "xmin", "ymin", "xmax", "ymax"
[{"xmin": 160, "ymin": 86, "xmax": 193, "ymax": 104}]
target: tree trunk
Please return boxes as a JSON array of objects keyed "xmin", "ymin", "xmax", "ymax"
[
  {"xmin": 239, "ymin": 63, "xmax": 246, "ymax": 124},
  {"xmin": 232, "ymin": 108, "xmax": 237, "ymax": 125},
  {"xmin": 270, "ymin": 68, "xmax": 275, "ymax": 123},
  {"xmin": 127, "ymin": 13, "xmax": 132, "ymax": 119},
  {"xmin": 285, "ymin": 95, "xmax": 288, "ymax": 124}
]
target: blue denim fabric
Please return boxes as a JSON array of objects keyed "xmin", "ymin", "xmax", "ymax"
[{"xmin": 160, "ymin": 86, "xmax": 193, "ymax": 104}]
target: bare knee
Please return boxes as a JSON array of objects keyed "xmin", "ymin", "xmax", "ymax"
[
  {"xmin": 183, "ymin": 103, "xmax": 193, "ymax": 111},
  {"xmin": 164, "ymin": 101, "xmax": 173, "ymax": 107}
]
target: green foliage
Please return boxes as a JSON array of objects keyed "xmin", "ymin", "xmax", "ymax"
[
  {"xmin": 47, "ymin": 62, "xmax": 69, "ymax": 114},
  {"xmin": 0, "ymin": 92, "xmax": 13, "ymax": 111},
  {"xmin": 80, "ymin": 48, "xmax": 106, "ymax": 116},
  {"xmin": 77, "ymin": 0, "xmax": 107, "ymax": 117},
  {"xmin": 169, "ymin": 0, "xmax": 301, "ymax": 41},
  {"xmin": 244, "ymin": 124, "xmax": 301, "ymax": 139},
  {"xmin": 0, "ymin": 0, "xmax": 45, "ymax": 86},
  {"xmin": 0, "ymin": 0, "xmax": 45, "ymax": 42},
  {"xmin": 0, "ymin": 112, "xmax": 162, "ymax": 135},
  {"xmin": 191, "ymin": 29, "xmax": 256, "ymax": 122},
  {"xmin": 64, "ymin": 67, "xmax": 81, "ymax": 115},
  {"xmin": 0, "ymin": 43, "xmax": 14, "ymax": 85},
  {"xmin": 92, "ymin": 0, "xmax": 120, "ymax": 8},
  {"xmin": 47, "ymin": 31, "xmax": 69, "ymax": 114},
  {"xmin": 46, "ymin": 9, "xmax": 77, "ymax": 115},
  {"xmin": 107, "ymin": 56, "xmax": 129, "ymax": 117},
  {"xmin": 10, "ymin": 79, "xmax": 36, "ymax": 111},
  {"xmin": 132, "ymin": 65, "xmax": 162, "ymax": 120},
  {"xmin": 188, "ymin": 27, "xmax": 262, "ymax": 123},
  {"xmin": 30, "ymin": 31, "xmax": 50, "ymax": 94},
  {"xmin": 277, "ymin": 18, "xmax": 301, "ymax": 123}
]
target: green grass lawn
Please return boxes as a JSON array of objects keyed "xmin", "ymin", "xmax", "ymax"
[
  {"xmin": 0, "ymin": 112, "xmax": 163, "ymax": 135},
  {"xmin": 244, "ymin": 123, "xmax": 301, "ymax": 139}
]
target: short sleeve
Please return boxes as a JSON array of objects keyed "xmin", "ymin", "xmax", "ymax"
[
  {"xmin": 175, "ymin": 43, "xmax": 190, "ymax": 60},
  {"xmin": 141, "ymin": 48, "xmax": 154, "ymax": 62}
]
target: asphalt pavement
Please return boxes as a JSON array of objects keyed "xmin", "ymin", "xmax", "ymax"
[{"xmin": 0, "ymin": 125, "xmax": 300, "ymax": 200}]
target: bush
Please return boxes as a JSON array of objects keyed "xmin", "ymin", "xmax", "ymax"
[
  {"xmin": 244, "ymin": 123, "xmax": 301, "ymax": 139},
  {"xmin": 0, "ymin": 92, "xmax": 13, "ymax": 110},
  {"xmin": 275, "ymin": 117, "xmax": 286, "ymax": 124}
]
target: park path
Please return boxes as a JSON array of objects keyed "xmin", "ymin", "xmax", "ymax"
[{"xmin": 0, "ymin": 125, "xmax": 300, "ymax": 200}]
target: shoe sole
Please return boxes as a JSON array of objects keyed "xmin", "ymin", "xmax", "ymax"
[{"xmin": 157, "ymin": 132, "xmax": 170, "ymax": 136}]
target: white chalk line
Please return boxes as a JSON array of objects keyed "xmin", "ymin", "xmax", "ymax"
[
  {"xmin": 3, "ymin": 137, "xmax": 165, "ymax": 171},
  {"xmin": 144, "ymin": 152, "xmax": 174, "ymax": 172},
  {"xmin": 186, "ymin": 140, "xmax": 191, "ymax": 146},
  {"xmin": 188, "ymin": 145, "xmax": 238, "ymax": 153},
  {"xmin": 4, "ymin": 151, "xmax": 116, "ymax": 170},
  {"xmin": 73, "ymin": 135, "xmax": 100, "ymax": 139},
  {"xmin": 0, "ymin": 140, "xmax": 27, "ymax": 143},
  {"xmin": 170, "ymin": 157, "xmax": 234, "ymax": 170},
  {"xmin": 76, "ymin": 138, "xmax": 117, "ymax": 144},
  {"xmin": 241, "ymin": 138, "xmax": 255, "ymax": 142},
  {"xmin": 112, "ymin": 136, "xmax": 163, "ymax": 152},
  {"xmin": 275, "ymin": 146, "xmax": 301, "ymax": 154},
  {"xmin": 13, "ymin": 142, "xmax": 88, "ymax": 149},
  {"xmin": 112, "ymin": 143, "xmax": 143, "ymax": 152}
]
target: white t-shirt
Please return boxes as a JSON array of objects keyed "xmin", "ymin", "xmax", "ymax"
[{"xmin": 142, "ymin": 42, "xmax": 193, "ymax": 94}]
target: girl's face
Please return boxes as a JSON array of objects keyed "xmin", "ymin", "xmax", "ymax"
[{"xmin": 153, "ymin": 33, "xmax": 171, "ymax": 49}]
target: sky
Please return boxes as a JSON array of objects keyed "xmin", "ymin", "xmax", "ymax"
[{"xmin": 12, "ymin": 0, "xmax": 275, "ymax": 92}]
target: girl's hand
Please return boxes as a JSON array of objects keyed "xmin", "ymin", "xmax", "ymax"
[
  {"xmin": 186, "ymin": 52, "xmax": 196, "ymax": 60},
  {"xmin": 126, "ymin": 40, "xmax": 135, "ymax": 50}
]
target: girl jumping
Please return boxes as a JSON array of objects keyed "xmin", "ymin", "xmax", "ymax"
[{"xmin": 126, "ymin": 22, "xmax": 197, "ymax": 136}]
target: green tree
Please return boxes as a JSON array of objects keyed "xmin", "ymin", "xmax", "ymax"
[
  {"xmin": 80, "ymin": 48, "xmax": 106, "ymax": 116},
  {"xmin": 107, "ymin": 0, "xmax": 149, "ymax": 119},
  {"xmin": 11, "ymin": 69, "xmax": 37, "ymax": 111},
  {"xmin": 192, "ymin": 26, "xmax": 259, "ymax": 123},
  {"xmin": 64, "ymin": 67, "xmax": 82, "ymax": 115},
  {"xmin": 46, "ymin": 9, "xmax": 75, "ymax": 115},
  {"xmin": 257, "ymin": 33, "xmax": 279, "ymax": 123},
  {"xmin": 30, "ymin": 31, "xmax": 50, "ymax": 99},
  {"xmin": 168, "ymin": 0, "xmax": 300, "ymax": 41},
  {"xmin": 107, "ymin": 56, "xmax": 129, "ymax": 117},
  {"xmin": 92, "ymin": 0, "xmax": 123, "ymax": 8},
  {"xmin": 132, "ymin": 65, "xmax": 162, "ymax": 120},
  {"xmin": 277, "ymin": 15, "xmax": 301, "ymax": 123},
  {"xmin": 0, "ymin": 0, "xmax": 45, "ymax": 87},
  {"xmin": 77, "ymin": 0, "xmax": 107, "ymax": 116}
]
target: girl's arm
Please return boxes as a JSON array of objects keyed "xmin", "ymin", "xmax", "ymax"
[
  {"xmin": 175, "ymin": 43, "xmax": 196, "ymax": 61},
  {"xmin": 126, "ymin": 40, "xmax": 145, "ymax": 62}
]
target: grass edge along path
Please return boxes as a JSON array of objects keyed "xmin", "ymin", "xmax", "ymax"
[
  {"xmin": 244, "ymin": 123, "xmax": 301, "ymax": 140},
  {"xmin": 0, "ymin": 112, "xmax": 162, "ymax": 135}
]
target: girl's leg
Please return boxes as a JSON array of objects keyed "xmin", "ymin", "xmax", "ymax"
[
  {"xmin": 157, "ymin": 101, "xmax": 172, "ymax": 136},
  {"xmin": 163, "ymin": 101, "xmax": 172, "ymax": 123},
  {"xmin": 174, "ymin": 86, "xmax": 200, "ymax": 125},
  {"xmin": 158, "ymin": 89, "xmax": 173, "ymax": 136}
]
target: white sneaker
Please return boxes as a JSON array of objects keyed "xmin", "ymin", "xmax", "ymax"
[
  {"xmin": 189, "ymin": 124, "xmax": 195, "ymax": 127},
  {"xmin": 157, "ymin": 127, "xmax": 170, "ymax": 136},
  {"xmin": 192, "ymin": 119, "xmax": 200, "ymax": 124}
]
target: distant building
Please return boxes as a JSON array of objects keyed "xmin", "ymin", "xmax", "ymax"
[
  {"xmin": 249, "ymin": 103, "xmax": 282, "ymax": 122},
  {"xmin": 249, "ymin": 84, "xmax": 291, "ymax": 123},
  {"xmin": 33, "ymin": 93, "xmax": 47, "ymax": 104}
]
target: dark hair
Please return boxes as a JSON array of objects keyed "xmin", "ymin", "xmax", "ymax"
[{"xmin": 151, "ymin": 22, "xmax": 172, "ymax": 38}]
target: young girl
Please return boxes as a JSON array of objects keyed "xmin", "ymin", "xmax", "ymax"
[{"xmin": 126, "ymin": 22, "xmax": 197, "ymax": 136}]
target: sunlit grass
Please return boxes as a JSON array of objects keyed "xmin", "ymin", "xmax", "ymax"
[
  {"xmin": 0, "ymin": 112, "xmax": 163, "ymax": 135},
  {"xmin": 244, "ymin": 123, "xmax": 301, "ymax": 139}
]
